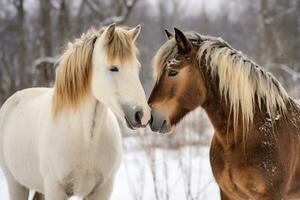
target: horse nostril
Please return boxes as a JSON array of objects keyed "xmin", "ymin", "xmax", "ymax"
[
  {"xmin": 135, "ymin": 111, "xmax": 143, "ymax": 124},
  {"xmin": 159, "ymin": 120, "xmax": 168, "ymax": 133}
]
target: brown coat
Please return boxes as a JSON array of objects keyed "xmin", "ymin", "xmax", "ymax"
[{"xmin": 148, "ymin": 28, "xmax": 300, "ymax": 200}]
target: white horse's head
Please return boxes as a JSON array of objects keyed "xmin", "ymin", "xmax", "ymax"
[
  {"xmin": 53, "ymin": 24, "xmax": 151, "ymax": 129},
  {"xmin": 92, "ymin": 24, "xmax": 151, "ymax": 128}
]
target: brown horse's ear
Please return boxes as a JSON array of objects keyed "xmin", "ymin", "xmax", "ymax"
[
  {"xmin": 174, "ymin": 28, "xmax": 191, "ymax": 54},
  {"xmin": 104, "ymin": 23, "xmax": 116, "ymax": 43},
  {"xmin": 164, "ymin": 29, "xmax": 174, "ymax": 39}
]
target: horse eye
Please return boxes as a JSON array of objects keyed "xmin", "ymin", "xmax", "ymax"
[
  {"xmin": 168, "ymin": 70, "xmax": 178, "ymax": 77},
  {"xmin": 110, "ymin": 66, "xmax": 119, "ymax": 72}
]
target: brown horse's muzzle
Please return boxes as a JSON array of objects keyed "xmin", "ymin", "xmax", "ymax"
[{"xmin": 149, "ymin": 109, "xmax": 171, "ymax": 133}]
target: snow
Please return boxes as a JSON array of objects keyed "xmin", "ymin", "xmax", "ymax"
[
  {"xmin": 167, "ymin": 59, "xmax": 180, "ymax": 67},
  {"xmin": 111, "ymin": 145, "xmax": 220, "ymax": 200},
  {"xmin": 0, "ymin": 170, "xmax": 8, "ymax": 200},
  {"xmin": 0, "ymin": 137, "xmax": 220, "ymax": 200},
  {"xmin": 274, "ymin": 112, "xmax": 281, "ymax": 121},
  {"xmin": 259, "ymin": 111, "xmax": 282, "ymax": 135},
  {"xmin": 259, "ymin": 116, "xmax": 272, "ymax": 134},
  {"xmin": 290, "ymin": 109, "xmax": 300, "ymax": 129}
]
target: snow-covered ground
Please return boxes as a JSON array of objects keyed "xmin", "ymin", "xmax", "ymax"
[
  {"xmin": 0, "ymin": 137, "xmax": 220, "ymax": 200},
  {"xmin": 0, "ymin": 169, "xmax": 8, "ymax": 200}
]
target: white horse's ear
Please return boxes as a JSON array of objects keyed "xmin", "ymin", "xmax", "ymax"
[
  {"xmin": 165, "ymin": 29, "xmax": 174, "ymax": 40},
  {"xmin": 128, "ymin": 24, "xmax": 141, "ymax": 42},
  {"xmin": 104, "ymin": 23, "xmax": 116, "ymax": 42}
]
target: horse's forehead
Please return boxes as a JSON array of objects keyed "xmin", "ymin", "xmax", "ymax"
[
  {"xmin": 106, "ymin": 59, "xmax": 139, "ymax": 69},
  {"xmin": 101, "ymin": 29, "xmax": 137, "ymax": 66},
  {"xmin": 153, "ymin": 32, "xmax": 203, "ymax": 78},
  {"xmin": 154, "ymin": 41, "xmax": 177, "ymax": 78}
]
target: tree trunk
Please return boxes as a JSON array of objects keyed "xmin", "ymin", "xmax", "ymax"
[
  {"xmin": 15, "ymin": 0, "xmax": 27, "ymax": 88},
  {"xmin": 40, "ymin": 0, "xmax": 52, "ymax": 56},
  {"xmin": 58, "ymin": 0, "xmax": 70, "ymax": 44},
  {"xmin": 39, "ymin": 0, "xmax": 52, "ymax": 85},
  {"xmin": 260, "ymin": 0, "xmax": 278, "ymax": 68}
]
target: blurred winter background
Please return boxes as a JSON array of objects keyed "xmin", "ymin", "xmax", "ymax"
[{"xmin": 0, "ymin": 0, "xmax": 299, "ymax": 199}]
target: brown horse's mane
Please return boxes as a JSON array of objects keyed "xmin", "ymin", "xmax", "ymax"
[{"xmin": 154, "ymin": 31, "xmax": 292, "ymax": 135}]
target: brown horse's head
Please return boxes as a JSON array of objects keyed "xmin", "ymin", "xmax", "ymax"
[
  {"xmin": 149, "ymin": 28, "xmax": 289, "ymax": 135},
  {"xmin": 148, "ymin": 28, "xmax": 207, "ymax": 133}
]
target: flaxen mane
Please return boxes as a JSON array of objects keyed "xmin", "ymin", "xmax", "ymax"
[
  {"xmin": 53, "ymin": 26, "xmax": 136, "ymax": 116},
  {"xmin": 198, "ymin": 38, "xmax": 289, "ymax": 134},
  {"xmin": 104, "ymin": 27, "xmax": 137, "ymax": 65},
  {"xmin": 154, "ymin": 32, "xmax": 290, "ymax": 134}
]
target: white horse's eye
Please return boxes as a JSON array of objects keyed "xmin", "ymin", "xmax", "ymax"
[{"xmin": 110, "ymin": 66, "xmax": 119, "ymax": 72}]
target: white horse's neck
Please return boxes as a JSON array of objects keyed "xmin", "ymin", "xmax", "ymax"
[
  {"xmin": 90, "ymin": 100, "xmax": 100, "ymax": 138},
  {"xmin": 83, "ymin": 97, "xmax": 104, "ymax": 138},
  {"xmin": 59, "ymin": 95, "xmax": 110, "ymax": 144}
]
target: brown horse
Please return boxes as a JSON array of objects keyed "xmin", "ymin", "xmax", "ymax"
[{"xmin": 148, "ymin": 28, "xmax": 300, "ymax": 200}]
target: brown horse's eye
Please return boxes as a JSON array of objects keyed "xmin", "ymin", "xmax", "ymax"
[{"xmin": 168, "ymin": 70, "xmax": 178, "ymax": 77}]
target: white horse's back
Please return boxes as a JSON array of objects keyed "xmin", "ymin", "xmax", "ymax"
[
  {"xmin": 0, "ymin": 88, "xmax": 52, "ymax": 191},
  {"xmin": 0, "ymin": 87, "xmax": 51, "ymax": 141},
  {"xmin": 0, "ymin": 87, "xmax": 51, "ymax": 147}
]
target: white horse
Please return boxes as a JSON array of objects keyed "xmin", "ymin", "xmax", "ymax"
[{"xmin": 0, "ymin": 23, "xmax": 150, "ymax": 200}]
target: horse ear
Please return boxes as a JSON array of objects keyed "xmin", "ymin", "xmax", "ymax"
[
  {"xmin": 174, "ymin": 28, "xmax": 191, "ymax": 54},
  {"xmin": 128, "ymin": 24, "xmax": 141, "ymax": 42},
  {"xmin": 104, "ymin": 23, "xmax": 116, "ymax": 42},
  {"xmin": 164, "ymin": 29, "xmax": 174, "ymax": 40}
]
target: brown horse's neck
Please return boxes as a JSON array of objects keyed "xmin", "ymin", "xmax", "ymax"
[{"xmin": 200, "ymin": 69, "xmax": 246, "ymax": 148}]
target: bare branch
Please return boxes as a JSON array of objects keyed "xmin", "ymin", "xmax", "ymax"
[
  {"xmin": 195, "ymin": 179, "xmax": 215, "ymax": 198},
  {"xmin": 32, "ymin": 0, "xmax": 139, "ymax": 86},
  {"xmin": 81, "ymin": 0, "xmax": 138, "ymax": 25},
  {"xmin": 34, "ymin": 56, "xmax": 58, "ymax": 69},
  {"xmin": 84, "ymin": 0, "xmax": 105, "ymax": 18},
  {"xmin": 99, "ymin": 0, "xmax": 138, "ymax": 26},
  {"xmin": 0, "ymin": 83, "xmax": 4, "ymax": 94},
  {"xmin": 32, "ymin": 56, "xmax": 58, "ymax": 87},
  {"xmin": 264, "ymin": 7, "xmax": 297, "ymax": 25},
  {"xmin": 50, "ymin": 0, "xmax": 60, "ymax": 10},
  {"xmin": 289, "ymin": 86, "xmax": 300, "ymax": 100},
  {"xmin": 0, "ymin": 51, "xmax": 14, "ymax": 83},
  {"xmin": 11, "ymin": 0, "xmax": 22, "ymax": 9},
  {"xmin": 275, "ymin": 64, "xmax": 300, "ymax": 81}
]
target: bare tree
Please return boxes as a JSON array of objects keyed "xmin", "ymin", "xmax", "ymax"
[
  {"xmin": 97, "ymin": 0, "xmax": 138, "ymax": 26},
  {"xmin": 35, "ymin": 0, "xmax": 139, "ymax": 87},
  {"xmin": 37, "ymin": 0, "xmax": 53, "ymax": 85},
  {"xmin": 260, "ymin": 0, "xmax": 278, "ymax": 68},
  {"xmin": 14, "ymin": 0, "xmax": 27, "ymax": 87}
]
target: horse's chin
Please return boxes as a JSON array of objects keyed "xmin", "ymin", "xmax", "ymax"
[
  {"xmin": 158, "ymin": 125, "xmax": 174, "ymax": 135},
  {"xmin": 105, "ymin": 103, "xmax": 124, "ymax": 121},
  {"xmin": 124, "ymin": 116, "xmax": 136, "ymax": 130}
]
